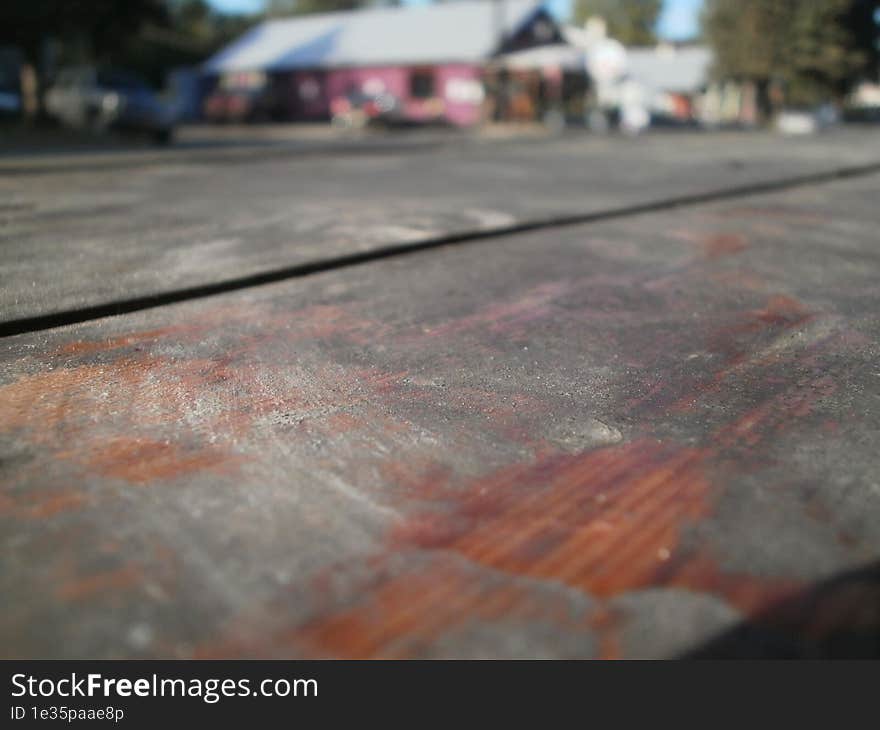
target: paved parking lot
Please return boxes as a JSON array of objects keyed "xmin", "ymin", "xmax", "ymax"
[{"xmin": 2, "ymin": 129, "xmax": 880, "ymax": 657}]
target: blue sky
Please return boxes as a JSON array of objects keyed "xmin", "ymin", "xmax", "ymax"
[{"xmin": 207, "ymin": 0, "xmax": 703, "ymax": 41}]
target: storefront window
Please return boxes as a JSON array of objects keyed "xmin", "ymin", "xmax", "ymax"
[{"xmin": 410, "ymin": 69, "xmax": 434, "ymax": 99}]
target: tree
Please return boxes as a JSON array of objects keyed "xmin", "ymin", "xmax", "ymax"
[
  {"xmin": 572, "ymin": 0, "xmax": 662, "ymax": 46},
  {"xmin": 843, "ymin": 0, "xmax": 880, "ymax": 81},
  {"xmin": 168, "ymin": 0, "xmax": 261, "ymax": 50},
  {"xmin": 1, "ymin": 0, "xmax": 170, "ymax": 67},
  {"xmin": 1, "ymin": 0, "xmax": 171, "ymax": 117},
  {"xmin": 169, "ymin": 0, "xmax": 216, "ymax": 43},
  {"xmin": 702, "ymin": 0, "xmax": 879, "ymax": 109},
  {"xmin": 0, "ymin": 0, "xmax": 270, "ymax": 90}
]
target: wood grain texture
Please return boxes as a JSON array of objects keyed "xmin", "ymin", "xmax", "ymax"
[{"xmin": 2, "ymin": 145, "xmax": 879, "ymax": 658}]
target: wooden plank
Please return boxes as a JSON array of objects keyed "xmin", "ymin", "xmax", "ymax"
[
  {"xmin": 3, "ymin": 130, "xmax": 878, "ymax": 325},
  {"xmin": 2, "ymin": 172, "xmax": 879, "ymax": 658}
]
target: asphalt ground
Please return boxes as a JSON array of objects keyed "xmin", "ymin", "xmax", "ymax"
[{"xmin": 2, "ymin": 128, "xmax": 880, "ymax": 658}]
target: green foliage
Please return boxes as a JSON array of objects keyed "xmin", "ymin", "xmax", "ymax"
[
  {"xmin": 169, "ymin": 0, "xmax": 260, "ymax": 50},
  {"xmin": 169, "ymin": 0, "xmax": 216, "ymax": 43},
  {"xmin": 2, "ymin": 0, "xmax": 169, "ymax": 64},
  {"xmin": 703, "ymin": 0, "xmax": 879, "ymax": 105},
  {"xmin": 572, "ymin": 0, "xmax": 662, "ymax": 46},
  {"xmin": 1, "ymin": 0, "xmax": 265, "ymax": 87}
]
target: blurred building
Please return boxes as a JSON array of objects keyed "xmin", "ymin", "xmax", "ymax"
[
  {"xmin": 845, "ymin": 80, "xmax": 880, "ymax": 121},
  {"xmin": 563, "ymin": 16, "xmax": 716, "ymax": 130},
  {"xmin": 626, "ymin": 44, "xmax": 712, "ymax": 124},
  {"xmin": 202, "ymin": 0, "xmax": 565, "ymax": 126},
  {"xmin": 491, "ymin": 30, "xmax": 590, "ymax": 126}
]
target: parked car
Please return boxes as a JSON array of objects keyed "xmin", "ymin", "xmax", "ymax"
[
  {"xmin": 202, "ymin": 87, "xmax": 271, "ymax": 123},
  {"xmin": 202, "ymin": 71, "xmax": 286, "ymax": 123},
  {"xmin": 776, "ymin": 104, "xmax": 840, "ymax": 135},
  {"xmin": 0, "ymin": 52, "xmax": 22, "ymax": 118},
  {"xmin": 45, "ymin": 67, "xmax": 175, "ymax": 143},
  {"xmin": 0, "ymin": 86, "xmax": 21, "ymax": 118}
]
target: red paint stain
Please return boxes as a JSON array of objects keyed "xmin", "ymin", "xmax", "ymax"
[
  {"xmin": 708, "ymin": 295, "xmax": 811, "ymax": 363},
  {"xmin": 703, "ymin": 233, "xmax": 749, "ymax": 259},
  {"xmin": 712, "ymin": 374, "xmax": 837, "ymax": 454},
  {"xmin": 294, "ymin": 440, "xmax": 798, "ymax": 658},
  {"xmin": 624, "ymin": 295, "xmax": 814, "ymax": 416},
  {"xmin": 669, "ymin": 229, "xmax": 748, "ymax": 259}
]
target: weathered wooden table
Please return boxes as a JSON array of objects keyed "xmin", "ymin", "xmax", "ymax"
[{"xmin": 2, "ymin": 130, "xmax": 879, "ymax": 658}]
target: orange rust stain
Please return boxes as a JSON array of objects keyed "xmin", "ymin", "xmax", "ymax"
[
  {"xmin": 0, "ymin": 339, "xmax": 418, "ymax": 492},
  {"xmin": 293, "ymin": 557, "xmax": 593, "ymax": 659},
  {"xmin": 709, "ymin": 295, "xmax": 811, "ymax": 361},
  {"xmin": 589, "ymin": 604, "xmax": 622, "ymax": 660},
  {"xmin": 295, "ymin": 562, "xmax": 477, "ymax": 658},
  {"xmin": 82, "ymin": 437, "xmax": 242, "ymax": 485},
  {"xmin": 2, "ymin": 289, "xmax": 839, "ymax": 658},
  {"xmin": 56, "ymin": 564, "xmax": 142, "ymax": 601},
  {"xmin": 703, "ymin": 233, "xmax": 749, "ymax": 259},
  {"xmin": 0, "ymin": 356, "xmax": 253, "ymax": 486},
  {"xmin": 0, "ymin": 358, "xmax": 164, "ymax": 434},
  {"xmin": 0, "ymin": 488, "xmax": 86, "ymax": 520},
  {"xmin": 669, "ymin": 228, "xmax": 748, "ymax": 259},
  {"xmin": 27, "ymin": 491, "xmax": 87, "ymax": 518},
  {"xmin": 56, "ymin": 328, "xmax": 181, "ymax": 356},
  {"xmin": 293, "ymin": 437, "xmax": 804, "ymax": 658},
  {"xmin": 389, "ymin": 440, "xmax": 710, "ymax": 597},
  {"xmin": 753, "ymin": 295, "xmax": 810, "ymax": 327}
]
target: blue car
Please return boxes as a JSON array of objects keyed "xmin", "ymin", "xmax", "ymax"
[{"xmin": 45, "ymin": 67, "xmax": 175, "ymax": 143}]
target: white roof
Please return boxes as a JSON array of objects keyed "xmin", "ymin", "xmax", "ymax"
[
  {"xmin": 625, "ymin": 45, "xmax": 712, "ymax": 93},
  {"xmin": 500, "ymin": 43, "xmax": 584, "ymax": 71},
  {"xmin": 205, "ymin": 1, "xmax": 546, "ymax": 73}
]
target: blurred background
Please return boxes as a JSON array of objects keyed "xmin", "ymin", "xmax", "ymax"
[{"xmin": 1, "ymin": 0, "xmax": 878, "ymax": 148}]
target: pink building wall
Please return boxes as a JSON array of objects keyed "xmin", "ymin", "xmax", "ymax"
[
  {"xmin": 288, "ymin": 70, "xmax": 328, "ymax": 119},
  {"xmin": 433, "ymin": 64, "xmax": 484, "ymax": 126},
  {"xmin": 286, "ymin": 64, "xmax": 485, "ymax": 126}
]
